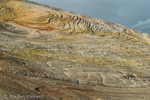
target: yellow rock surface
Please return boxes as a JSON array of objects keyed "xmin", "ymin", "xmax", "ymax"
[{"xmin": 0, "ymin": 0, "xmax": 150, "ymax": 100}]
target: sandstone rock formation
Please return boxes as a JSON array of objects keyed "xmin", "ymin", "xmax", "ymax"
[{"xmin": 0, "ymin": 0, "xmax": 150, "ymax": 100}]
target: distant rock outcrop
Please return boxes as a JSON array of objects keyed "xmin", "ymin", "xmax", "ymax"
[{"xmin": 0, "ymin": 0, "xmax": 150, "ymax": 100}]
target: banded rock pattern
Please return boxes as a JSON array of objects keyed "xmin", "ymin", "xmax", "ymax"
[
  {"xmin": 0, "ymin": 0, "xmax": 150, "ymax": 43},
  {"xmin": 0, "ymin": 0, "xmax": 150, "ymax": 100}
]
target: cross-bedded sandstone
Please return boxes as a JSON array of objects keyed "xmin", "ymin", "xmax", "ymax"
[{"xmin": 0, "ymin": 0, "xmax": 150, "ymax": 100}]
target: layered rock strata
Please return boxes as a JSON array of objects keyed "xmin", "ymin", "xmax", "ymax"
[{"xmin": 0, "ymin": 0, "xmax": 150, "ymax": 100}]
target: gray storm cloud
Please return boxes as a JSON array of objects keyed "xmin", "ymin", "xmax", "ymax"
[{"xmin": 132, "ymin": 19, "xmax": 150, "ymax": 34}]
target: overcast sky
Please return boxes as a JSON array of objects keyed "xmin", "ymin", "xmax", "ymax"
[{"xmin": 31, "ymin": 0, "xmax": 150, "ymax": 34}]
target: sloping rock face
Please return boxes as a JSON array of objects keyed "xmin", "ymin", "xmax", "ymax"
[{"xmin": 0, "ymin": 0, "xmax": 150, "ymax": 100}]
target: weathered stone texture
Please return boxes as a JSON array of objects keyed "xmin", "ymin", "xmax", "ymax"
[{"xmin": 0, "ymin": 0, "xmax": 150, "ymax": 100}]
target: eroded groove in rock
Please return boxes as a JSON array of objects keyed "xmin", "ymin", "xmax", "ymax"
[{"xmin": 0, "ymin": 0, "xmax": 150, "ymax": 43}]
